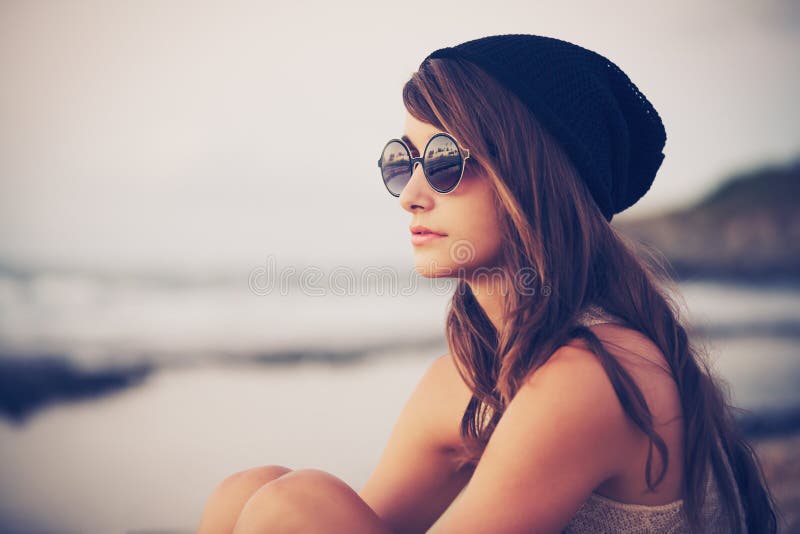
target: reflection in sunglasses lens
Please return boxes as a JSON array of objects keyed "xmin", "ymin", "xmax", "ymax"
[
  {"xmin": 424, "ymin": 135, "xmax": 463, "ymax": 193},
  {"xmin": 381, "ymin": 140, "xmax": 411, "ymax": 196}
]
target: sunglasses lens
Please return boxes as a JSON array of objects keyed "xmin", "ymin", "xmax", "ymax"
[
  {"xmin": 380, "ymin": 140, "xmax": 411, "ymax": 196},
  {"xmin": 424, "ymin": 135, "xmax": 464, "ymax": 193}
]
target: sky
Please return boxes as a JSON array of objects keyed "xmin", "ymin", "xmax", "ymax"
[{"xmin": 1, "ymin": 0, "xmax": 798, "ymax": 276}]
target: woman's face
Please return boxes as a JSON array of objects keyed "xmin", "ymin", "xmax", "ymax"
[{"xmin": 399, "ymin": 111, "xmax": 504, "ymax": 278}]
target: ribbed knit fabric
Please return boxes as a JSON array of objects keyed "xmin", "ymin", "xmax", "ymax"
[
  {"xmin": 424, "ymin": 34, "xmax": 667, "ymax": 222},
  {"xmin": 563, "ymin": 464, "xmax": 740, "ymax": 534},
  {"xmin": 563, "ymin": 305, "xmax": 748, "ymax": 533}
]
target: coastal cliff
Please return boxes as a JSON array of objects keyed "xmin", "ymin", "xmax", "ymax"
[{"xmin": 615, "ymin": 156, "xmax": 800, "ymax": 282}]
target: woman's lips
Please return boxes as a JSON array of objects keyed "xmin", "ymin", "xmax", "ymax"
[{"xmin": 411, "ymin": 232, "xmax": 446, "ymax": 245}]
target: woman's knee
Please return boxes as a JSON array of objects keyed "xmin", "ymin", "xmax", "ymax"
[
  {"xmin": 233, "ymin": 469, "xmax": 390, "ymax": 533},
  {"xmin": 198, "ymin": 465, "xmax": 293, "ymax": 534},
  {"xmin": 222, "ymin": 465, "xmax": 294, "ymax": 492},
  {"xmin": 235, "ymin": 469, "xmax": 338, "ymax": 512}
]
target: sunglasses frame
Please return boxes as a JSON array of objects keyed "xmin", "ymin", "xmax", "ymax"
[{"xmin": 377, "ymin": 132, "xmax": 471, "ymax": 197}]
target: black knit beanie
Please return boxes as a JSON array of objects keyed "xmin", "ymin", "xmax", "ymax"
[{"xmin": 423, "ymin": 33, "xmax": 667, "ymax": 222}]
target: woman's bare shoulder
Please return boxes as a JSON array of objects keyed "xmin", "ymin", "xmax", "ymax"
[
  {"xmin": 426, "ymin": 354, "xmax": 474, "ymax": 452},
  {"xmin": 562, "ymin": 323, "xmax": 686, "ymax": 501},
  {"xmin": 431, "ymin": 353, "xmax": 472, "ymax": 394}
]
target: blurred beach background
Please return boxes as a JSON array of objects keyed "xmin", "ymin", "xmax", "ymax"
[{"xmin": 1, "ymin": 0, "xmax": 799, "ymax": 532}]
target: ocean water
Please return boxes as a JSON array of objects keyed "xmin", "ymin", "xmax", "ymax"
[
  {"xmin": 0, "ymin": 264, "xmax": 798, "ymax": 533},
  {"xmin": 0, "ymin": 261, "xmax": 453, "ymax": 369}
]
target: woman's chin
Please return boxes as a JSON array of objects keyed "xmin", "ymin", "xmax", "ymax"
[{"xmin": 412, "ymin": 258, "xmax": 459, "ymax": 278}]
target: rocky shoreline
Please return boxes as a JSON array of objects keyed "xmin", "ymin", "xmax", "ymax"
[{"xmin": 615, "ymin": 156, "xmax": 800, "ymax": 282}]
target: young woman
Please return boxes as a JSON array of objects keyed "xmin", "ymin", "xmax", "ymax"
[{"xmin": 198, "ymin": 34, "xmax": 779, "ymax": 533}]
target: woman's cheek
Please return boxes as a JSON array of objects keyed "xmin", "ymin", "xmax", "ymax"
[{"xmin": 448, "ymin": 228, "xmax": 502, "ymax": 273}]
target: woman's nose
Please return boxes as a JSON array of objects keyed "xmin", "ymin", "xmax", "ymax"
[{"xmin": 399, "ymin": 162, "xmax": 432, "ymax": 212}]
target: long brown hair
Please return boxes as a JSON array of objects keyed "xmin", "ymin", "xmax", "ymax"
[{"xmin": 402, "ymin": 56, "xmax": 779, "ymax": 533}]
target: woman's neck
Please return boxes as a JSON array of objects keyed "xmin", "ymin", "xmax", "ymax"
[{"xmin": 466, "ymin": 275, "xmax": 508, "ymax": 332}]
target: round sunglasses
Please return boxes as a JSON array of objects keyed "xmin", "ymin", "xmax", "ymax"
[{"xmin": 377, "ymin": 132, "xmax": 471, "ymax": 196}]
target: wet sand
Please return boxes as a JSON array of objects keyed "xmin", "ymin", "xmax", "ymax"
[{"xmin": 0, "ymin": 351, "xmax": 797, "ymax": 533}]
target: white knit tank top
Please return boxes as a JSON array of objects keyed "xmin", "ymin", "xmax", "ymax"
[{"xmin": 561, "ymin": 304, "xmax": 748, "ymax": 533}]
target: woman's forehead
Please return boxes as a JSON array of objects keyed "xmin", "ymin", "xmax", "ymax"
[{"xmin": 403, "ymin": 113, "xmax": 441, "ymax": 148}]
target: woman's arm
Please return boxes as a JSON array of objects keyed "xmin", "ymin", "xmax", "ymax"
[
  {"xmin": 428, "ymin": 346, "xmax": 636, "ymax": 534},
  {"xmin": 358, "ymin": 353, "xmax": 475, "ymax": 534}
]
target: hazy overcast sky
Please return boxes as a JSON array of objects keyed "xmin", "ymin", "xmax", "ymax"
[{"xmin": 1, "ymin": 0, "xmax": 798, "ymax": 275}]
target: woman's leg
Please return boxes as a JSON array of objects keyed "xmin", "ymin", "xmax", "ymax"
[
  {"xmin": 232, "ymin": 468, "xmax": 393, "ymax": 534},
  {"xmin": 198, "ymin": 465, "xmax": 293, "ymax": 534}
]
